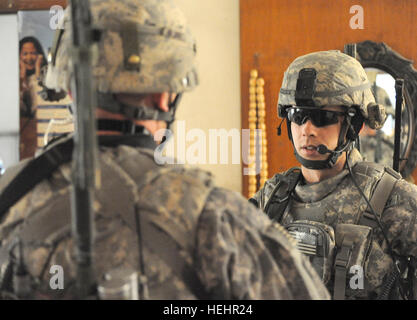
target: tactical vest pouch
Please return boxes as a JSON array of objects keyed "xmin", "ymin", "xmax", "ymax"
[
  {"xmin": 333, "ymin": 224, "xmax": 373, "ymax": 300},
  {"xmin": 286, "ymin": 220, "xmax": 336, "ymax": 284}
]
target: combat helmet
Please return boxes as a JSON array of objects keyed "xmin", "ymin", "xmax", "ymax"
[
  {"xmin": 278, "ymin": 50, "xmax": 387, "ymax": 169},
  {"xmin": 45, "ymin": 0, "xmax": 198, "ymax": 127}
]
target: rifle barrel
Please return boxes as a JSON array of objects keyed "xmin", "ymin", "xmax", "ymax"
[
  {"xmin": 393, "ymin": 79, "xmax": 404, "ymax": 173},
  {"xmin": 69, "ymin": 0, "xmax": 99, "ymax": 298}
]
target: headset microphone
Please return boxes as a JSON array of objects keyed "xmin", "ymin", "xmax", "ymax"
[
  {"xmin": 277, "ymin": 118, "xmax": 285, "ymax": 136},
  {"xmin": 317, "ymin": 144, "xmax": 331, "ymax": 154},
  {"xmin": 317, "ymin": 142, "xmax": 351, "ymax": 155}
]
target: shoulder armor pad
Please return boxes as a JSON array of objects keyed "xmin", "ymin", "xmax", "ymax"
[
  {"xmin": 384, "ymin": 166, "xmax": 402, "ymax": 180},
  {"xmin": 264, "ymin": 167, "xmax": 301, "ymax": 197},
  {"xmin": 353, "ymin": 161, "xmax": 385, "ymax": 178},
  {"xmin": 275, "ymin": 167, "xmax": 301, "ymax": 183},
  {"xmin": 263, "ymin": 167, "xmax": 301, "ymax": 214},
  {"xmin": 355, "ymin": 161, "xmax": 402, "ymax": 180}
]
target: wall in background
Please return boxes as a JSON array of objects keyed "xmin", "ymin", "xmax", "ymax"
[
  {"xmin": 0, "ymin": 14, "xmax": 19, "ymax": 170},
  {"xmin": 170, "ymin": 0, "xmax": 242, "ymax": 193}
]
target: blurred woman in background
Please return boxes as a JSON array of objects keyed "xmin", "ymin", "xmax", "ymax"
[
  {"xmin": 19, "ymin": 36, "xmax": 47, "ymax": 117},
  {"xmin": 19, "ymin": 36, "xmax": 47, "ymax": 159}
]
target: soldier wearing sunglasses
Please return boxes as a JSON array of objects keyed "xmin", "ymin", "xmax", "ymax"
[{"xmin": 250, "ymin": 50, "xmax": 417, "ymax": 300}]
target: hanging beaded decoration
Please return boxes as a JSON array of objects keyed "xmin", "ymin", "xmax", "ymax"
[
  {"xmin": 257, "ymin": 77, "xmax": 268, "ymax": 188},
  {"xmin": 247, "ymin": 69, "xmax": 268, "ymax": 198},
  {"xmin": 248, "ymin": 70, "xmax": 258, "ymax": 197}
]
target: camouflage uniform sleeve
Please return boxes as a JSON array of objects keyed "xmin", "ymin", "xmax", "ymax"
[
  {"xmin": 382, "ymin": 179, "xmax": 417, "ymax": 259},
  {"xmin": 195, "ymin": 187, "xmax": 330, "ymax": 300}
]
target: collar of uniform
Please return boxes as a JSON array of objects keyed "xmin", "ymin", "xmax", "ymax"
[
  {"xmin": 98, "ymin": 134, "xmax": 157, "ymax": 150},
  {"xmin": 294, "ymin": 148, "xmax": 362, "ymax": 203}
]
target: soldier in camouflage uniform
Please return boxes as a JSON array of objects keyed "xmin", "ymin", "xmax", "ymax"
[
  {"xmin": 0, "ymin": 0, "xmax": 329, "ymax": 300},
  {"xmin": 251, "ymin": 51, "xmax": 417, "ymax": 300}
]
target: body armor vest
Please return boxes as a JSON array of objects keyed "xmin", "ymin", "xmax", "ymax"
[
  {"xmin": 0, "ymin": 136, "xmax": 215, "ymax": 299},
  {"xmin": 253, "ymin": 160, "xmax": 402, "ymax": 299}
]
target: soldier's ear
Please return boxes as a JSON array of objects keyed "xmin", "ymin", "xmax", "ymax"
[{"xmin": 151, "ymin": 92, "xmax": 170, "ymax": 113}]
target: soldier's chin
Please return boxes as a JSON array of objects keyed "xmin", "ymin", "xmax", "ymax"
[{"xmin": 299, "ymin": 148, "xmax": 321, "ymax": 158}]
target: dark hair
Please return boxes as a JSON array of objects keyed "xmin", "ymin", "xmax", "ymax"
[{"xmin": 19, "ymin": 36, "xmax": 47, "ymax": 76}]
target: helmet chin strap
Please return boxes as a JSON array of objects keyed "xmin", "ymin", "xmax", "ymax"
[
  {"xmin": 294, "ymin": 140, "xmax": 352, "ymax": 170},
  {"xmin": 165, "ymin": 93, "xmax": 182, "ymax": 130},
  {"xmin": 287, "ymin": 116, "xmax": 354, "ymax": 170},
  {"xmin": 96, "ymin": 92, "xmax": 182, "ymax": 135}
]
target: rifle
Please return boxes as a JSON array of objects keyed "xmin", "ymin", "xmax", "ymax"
[
  {"xmin": 393, "ymin": 79, "xmax": 404, "ymax": 173},
  {"xmin": 68, "ymin": 0, "xmax": 101, "ymax": 298}
]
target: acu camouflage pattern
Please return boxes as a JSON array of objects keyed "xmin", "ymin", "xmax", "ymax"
[
  {"xmin": 360, "ymin": 132, "xmax": 395, "ymax": 167},
  {"xmin": 252, "ymin": 148, "xmax": 417, "ymax": 299},
  {"xmin": 0, "ymin": 140, "xmax": 329, "ymax": 300},
  {"xmin": 47, "ymin": 0, "xmax": 198, "ymax": 94},
  {"xmin": 278, "ymin": 50, "xmax": 387, "ymax": 130}
]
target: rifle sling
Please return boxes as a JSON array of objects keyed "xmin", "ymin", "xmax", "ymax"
[{"xmin": 0, "ymin": 138, "xmax": 74, "ymax": 220}]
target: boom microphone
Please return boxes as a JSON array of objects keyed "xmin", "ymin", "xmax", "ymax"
[
  {"xmin": 317, "ymin": 144, "xmax": 331, "ymax": 154},
  {"xmin": 317, "ymin": 142, "xmax": 351, "ymax": 155}
]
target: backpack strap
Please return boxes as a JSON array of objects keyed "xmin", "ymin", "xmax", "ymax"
[{"xmin": 0, "ymin": 137, "xmax": 74, "ymax": 220}]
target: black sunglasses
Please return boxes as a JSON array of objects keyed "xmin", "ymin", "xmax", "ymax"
[{"xmin": 287, "ymin": 107, "xmax": 345, "ymax": 128}]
